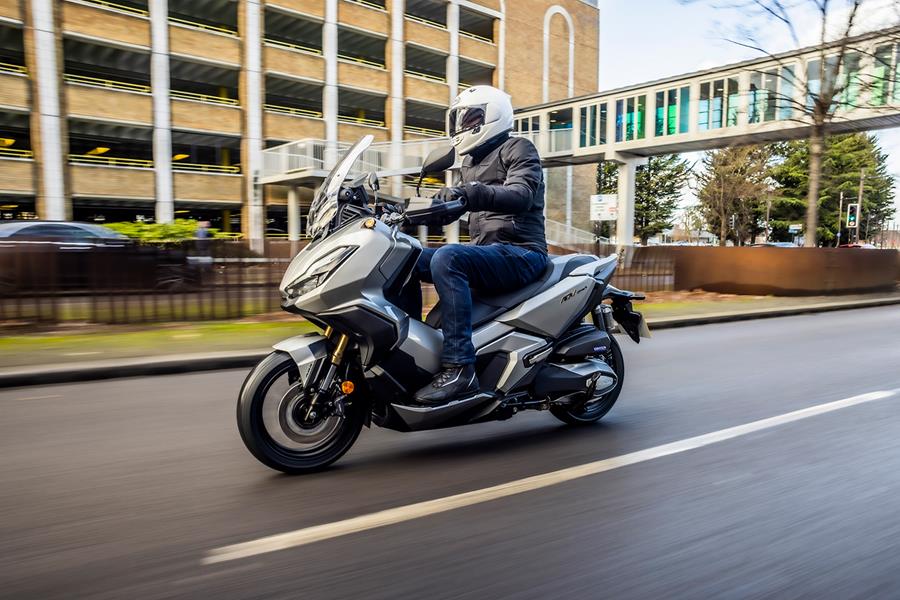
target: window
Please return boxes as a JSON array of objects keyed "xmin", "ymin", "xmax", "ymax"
[
  {"xmin": 700, "ymin": 78, "xmax": 738, "ymax": 130},
  {"xmin": 655, "ymin": 87, "xmax": 687, "ymax": 137},
  {"xmin": 579, "ymin": 103, "xmax": 605, "ymax": 146},
  {"xmin": 678, "ymin": 86, "xmax": 690, "ymax": 133},
  {"xmin": 872, "ymin": 45, "xmax": 893, "ymax": 106},
  {"xmin": 615, "ymin": 95, "xmax": 645, "ymax": 142},
  {"xmin": 13, "ymin": 224, "xmax": 82, "ymax": 239},
  {"xmin": 841, "ymin": 52, "xmax": 862, "ymax": 108}
]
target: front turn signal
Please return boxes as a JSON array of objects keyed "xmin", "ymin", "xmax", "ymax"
[{"xmin": 341, "ymin": 380, "xmax": 355, "ymax": 394}]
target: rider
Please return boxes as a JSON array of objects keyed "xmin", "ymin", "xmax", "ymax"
[{"xmin": 412, "ymin": 85, "xmax": 549, "ymax": 406}]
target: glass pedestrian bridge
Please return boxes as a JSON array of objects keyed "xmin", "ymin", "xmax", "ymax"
[{"xmin": 259, "ymin": 25, "xmax": 900, "ymax": 244}]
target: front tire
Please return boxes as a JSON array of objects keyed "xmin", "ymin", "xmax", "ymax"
[
  {"xmin": 237, "ymin": 351, "xmax": 365, "ymax": 474},
  {"xmin": 550, "ymin": 335, "xmax": 625, "ymax": 425}
]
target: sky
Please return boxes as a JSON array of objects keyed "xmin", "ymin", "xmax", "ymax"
[{"xmin": 595, "ymin": 0, "xmax": 900, "ymax": 217}]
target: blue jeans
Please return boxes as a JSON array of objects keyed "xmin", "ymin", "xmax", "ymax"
[{"xmin": 411, "ymin": 243, "xmax": 548, "ymax": 366}]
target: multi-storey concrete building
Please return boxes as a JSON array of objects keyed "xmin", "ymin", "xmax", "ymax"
[{"xmin": 0, "ymin": 0, "xmax": 599, "ymax": 237}]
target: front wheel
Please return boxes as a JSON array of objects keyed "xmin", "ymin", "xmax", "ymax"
[
  {"xmin": 237, "ymin": 351, "xmax": 365, "ymax": 474},
  {"xmin": 550, "ymin": 335, "xmax": 625, "ymax": 425}
]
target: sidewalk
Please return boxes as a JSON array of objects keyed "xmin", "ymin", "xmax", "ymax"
[{"xmin": 1, "ymin": 290, "xmax": 898, "ymax": 387}]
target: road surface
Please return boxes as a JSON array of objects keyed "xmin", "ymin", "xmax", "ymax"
[{"xmin": 2, "ymin": 306, "xmax": 900, "ymax": 599}]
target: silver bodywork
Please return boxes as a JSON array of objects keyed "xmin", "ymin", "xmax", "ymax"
[{"xmin": 272, "ymin": 138, "xmax": 624, "ymax": 431}]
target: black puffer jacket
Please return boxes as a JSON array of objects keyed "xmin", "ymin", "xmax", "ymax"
[{"xmin": 461, "ymin": 133, "xmax": 547, "ymax": 254}]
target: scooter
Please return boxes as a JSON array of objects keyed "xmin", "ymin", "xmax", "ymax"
[{"xmin": 237, "ymin": 135, "xmax": 649, "ymax": 474}]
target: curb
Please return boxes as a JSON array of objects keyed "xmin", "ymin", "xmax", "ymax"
[
  {"xmin": 646, "ymin": 295, "xmax": 900, "ymax": 330},
  {"xmin": 1, "ymin": 296, "xmax": 898, "ymax": 389}
]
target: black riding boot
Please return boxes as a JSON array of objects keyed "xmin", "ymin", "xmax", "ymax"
[{"xmin": 414, "ymin": 364, "xmax": 479, "ymax": 406}]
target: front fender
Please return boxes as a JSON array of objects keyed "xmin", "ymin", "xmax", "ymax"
[{"xmin": 272, "ymin": 334, "xmax": 328, "ymax": 381}]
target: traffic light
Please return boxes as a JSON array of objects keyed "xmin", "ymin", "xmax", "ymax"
[{"xmin": 847, "ymin": 203, "xmax": 859, "ymax": 228}]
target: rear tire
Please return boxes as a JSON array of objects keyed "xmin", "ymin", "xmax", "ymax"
[
  {"xmin": 550, "ymin": 335, "xmax": 625, "ymax": 425},
  {"xmin": 237, "ymin": 351, "xmax": 365, "ymax": 474}
]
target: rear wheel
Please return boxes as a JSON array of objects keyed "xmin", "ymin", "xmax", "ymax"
[
  {"xmin": 550, "ymin": 335, "xmax": 625, "ymax": 425},
  {"xmin": 237, "ymin": 351, "xmax": 365, "ymax": 474}
]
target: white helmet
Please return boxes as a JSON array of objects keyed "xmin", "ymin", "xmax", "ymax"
[{"xmin": 447, "ymin": 85, "xmax": 513, "ymax": 156}]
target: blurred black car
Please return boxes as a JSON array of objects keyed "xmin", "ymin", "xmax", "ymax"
[{"xmin": 0, "ymin": 221, "xmax": 203, "ymax": 293}]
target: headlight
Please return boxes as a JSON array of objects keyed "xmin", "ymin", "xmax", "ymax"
[{"xmin": 283, "ymin": 246, "xmax": 357, "ymax": 299}]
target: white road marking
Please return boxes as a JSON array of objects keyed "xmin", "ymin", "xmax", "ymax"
[
  {"xmin": 63, "ymin": 351, "xmax": 101, "ymax": 357},
  {"xmin": 203, "ymin": 388, "xmax": 900, "ymax": 565},
  {"xmin": 15, "ymin": 394, "xmax": 62, "ymax": 401}
]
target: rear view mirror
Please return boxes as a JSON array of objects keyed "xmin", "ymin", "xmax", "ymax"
[
  {"xmin": 417, "ymin": 146, "xmax": 455, "ymax": 195},
  {"xmin": 421, "ymin": 146, "xmax": 455, "ymax": 175}
]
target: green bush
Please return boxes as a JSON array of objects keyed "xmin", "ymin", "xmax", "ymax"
[{"xmin": 104, "ymin": 219, "xmax": 228, "ymax": 242}]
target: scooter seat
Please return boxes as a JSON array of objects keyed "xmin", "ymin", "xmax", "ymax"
[{"xmin": 425, "ymin": 254, "xmax": 595, "ymax": 329}]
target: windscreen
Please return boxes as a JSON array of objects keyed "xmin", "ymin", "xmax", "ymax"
[{"xmin": 306, "ymin": 135, "xmax": 373, "ymax": 239}]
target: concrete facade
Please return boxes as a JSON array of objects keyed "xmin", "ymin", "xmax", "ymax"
[{"xmin": 0, "ymin": 0, "xmax": 600, "ymax": 237}]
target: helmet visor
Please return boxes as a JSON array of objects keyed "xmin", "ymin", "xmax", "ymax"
[{"xmin": 449, "ymin": 105, "xmax": 486, "ymax": 137}]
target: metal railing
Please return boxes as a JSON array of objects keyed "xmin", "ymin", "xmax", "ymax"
[
  {"xmin": 0, "ymin": 148, "xmax": 34, "ymax": 159},
  {"xmin": 404, "ymin": 69, "xmax": 447, "ymax": 83},
  {"xmin": 337, "ymin": 114, "xmax": 386, "ymax": 127},
  {"xmin": 459, "ymin": 30, "xmax": 493, "ymax": 44},
  {"xmin": 0, "ymin": 241, "xmax": 293, "ymax": 325},
  {"xmin": 172, "ymin": 162, "xmax": 240, "ymax": 174},
  {"xmin": 336, "ymin": 53, "xmax": 386, "ymax": 69},
  {"xmin": 69, "ymin": 154, "xmax": 154, "ymax": 168},
  {"xmin": 168, "ymin": 15, "xmax": 237, "ymax": 36},
  {"xmin": 264, "ymin": 38, "xmax": 323, "ymax": 56},
  {"xmin": 343, "ymin": 0, "xmax": 387, "ymax": 11},
  {"xmin": 264, "ymin": 103, "xmax": 324, "ymax": 119},
  {"xmin": 545, "ymin": 219, "xmax": 597, "ymax": 248},
  {"xmin": 403, "ymin": 125, "xmax": 446, "ymax": 138},
  {"xmin": 80, "ymin": 0, "xmax": 149, "ymax": 17},
  {"xmin": 64, "ymin": 73, "xmax": 151, "ymax": 93},
  {"xmin": 404, "ymin": 13, "xmax": 447, "ymax": 29},
  {"xmin": 0, "ymin": 62, "xmax": 27, "ymax": 75},
  {"xmin": 170, "ymin": 89, "xmax": 239, "ymax": 106}
]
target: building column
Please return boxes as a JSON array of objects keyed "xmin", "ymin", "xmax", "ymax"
[
  {"xmin": 388, "ymin": 0, "xmax": 405, "ymax": 199},
  {"xmin": 25, "ymin": 0, "xmax": 67, "ymax": 220},
  {"xmin": 240, "ymin": 0, "xmax": 265, "ymax": 249},
  {"xmin": 323, "ymin": 0, "xmax": 339, "ymax": 168},
  {"xmin": 611, "ymin": 153, "xmax": 646, "ymax": 248},
  {"xmin": 149, "ymin": 0, "xmax": 173, "ymax": 224},
  {"xmin": 444, "ymin": 0, "xmax": 460, "ymax": 244},
  {"xmin": 287, "ymin": 184, "xmax": 300, "ymax": 241}
]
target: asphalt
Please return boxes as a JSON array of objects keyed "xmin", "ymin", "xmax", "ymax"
[
  {"xmin": 1, "ymin": 305, "xmax": 899, "ymax": 599},
  {"xmin": 1, "ymin": 293, "xmax": 898, "ymax": 388}
]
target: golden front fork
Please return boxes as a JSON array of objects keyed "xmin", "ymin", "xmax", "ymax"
[{"xmin": 305, "ymin": 327, "xmax": 347, "ymax": 421}]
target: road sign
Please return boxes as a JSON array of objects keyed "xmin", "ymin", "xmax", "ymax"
[
  {"xmin": 847, "ymin": 203, "xmax": 860, "ymax": 228},
  {"xmin": 788, "ymin": 223, "xmax": 803, "ymax": 233},
  {"xmin": 590, "ymin": 194, "xmax": 617, "ymax": 221}
]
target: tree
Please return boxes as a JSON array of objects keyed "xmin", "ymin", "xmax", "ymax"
[
  {"xmin": 695, "ymin": 145, "xmax": 772, "ymax": 246},
  {"xmin": 684, "ymin": 0, "xmax": 900, "ymax": 245},
  {"xmin": 770, "ymin": 133, "xmax": 896, "ymax": 244},
  {"xmin": 595, "ymin": 154, "xmax": 692, "ymax": 244}
]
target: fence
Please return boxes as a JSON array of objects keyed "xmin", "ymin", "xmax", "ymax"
[
  {"xmin": 0, "ymin": 241, "xmax": 292, "ymax": 325},
  {"xmin": 2, "ymin": 242, "xmax": 896, "ymax": 326}
]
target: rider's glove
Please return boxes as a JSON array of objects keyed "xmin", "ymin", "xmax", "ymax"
[
  {"xmin": 434, "ymin": 186, "xmax": 463, "ymax": 204},
  {"xmin": 435, "ymin": 182, "xmax": 485, "ymax": 207}
]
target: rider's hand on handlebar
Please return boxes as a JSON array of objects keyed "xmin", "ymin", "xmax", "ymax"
[{"xmin": 433, "ymin": 186, "xmax": 464, "ymax": 205}]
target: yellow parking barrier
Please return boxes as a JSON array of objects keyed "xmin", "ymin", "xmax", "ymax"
[
  {"xmin": 264, "ymin": 104, "xmax": 324, "ymax": 119},
  {"xmin": 64, "ymin": 73, "xmax": 150, "ymax": 93},
  {"xmin": 170, "ymin": 89, "xmax": 239, "ymax": 106}
]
